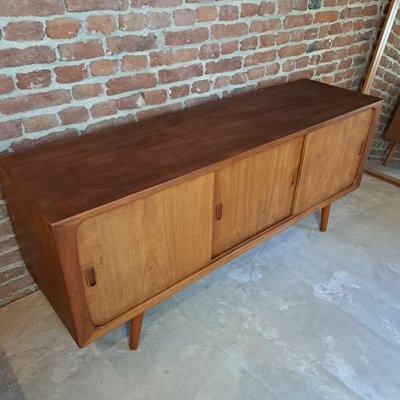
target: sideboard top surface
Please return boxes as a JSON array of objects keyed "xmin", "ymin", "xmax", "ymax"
[{"xmin": 0, "ymin": 79, "xmax": 381, "ymax": 223}]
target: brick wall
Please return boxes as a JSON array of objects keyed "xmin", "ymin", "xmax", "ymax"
[
  {"xmin": 369, "ymin": 8, "xmax": 400, "ymax": 163},
  {"xmin": 0, "ymin": 0, "xmax": 389, "ymax": 306}
]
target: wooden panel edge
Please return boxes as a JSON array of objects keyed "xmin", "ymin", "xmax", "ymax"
[{"xmin": 52, "ymin": 222, "xmax": 97, "ymax": 347}]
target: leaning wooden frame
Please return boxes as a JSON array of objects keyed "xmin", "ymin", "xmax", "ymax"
[{"xmin": 363, "ymin": 0, "xmax": 400, "ymax": 186}]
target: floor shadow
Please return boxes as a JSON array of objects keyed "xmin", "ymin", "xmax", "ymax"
[{"xmin": 0, "ymin": 346, "xmax": 26, "ymax": 400}]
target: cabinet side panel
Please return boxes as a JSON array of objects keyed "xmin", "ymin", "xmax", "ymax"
[
  {"xmin": 293, "ymin": 109, "xmax": 374, "ymax": 215},
  {"xmin": 0, "ymin": 171, "xmax": 76, "ymax": 340}
]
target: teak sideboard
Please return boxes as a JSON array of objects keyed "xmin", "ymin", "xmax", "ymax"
[{"xmin": 0, "ymin": 79, "xmax": 382, "ymax": 350}]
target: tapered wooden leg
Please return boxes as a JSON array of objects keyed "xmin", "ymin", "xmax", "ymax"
[
  {"xmin": 320, "ymin": 204, "xmax": 331, "ymax": 232},
  {"xmin": 129, "ymin": 313, "xmax": 144, "ymax": 350},
  {"xmin": 383, "ymin": 143, "xmax": 398, "ymax": 166}
]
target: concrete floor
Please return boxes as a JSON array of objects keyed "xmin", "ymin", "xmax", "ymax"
[{"xmin": 1, "ymin": 174, "xmax": 400, "ymax": 400}]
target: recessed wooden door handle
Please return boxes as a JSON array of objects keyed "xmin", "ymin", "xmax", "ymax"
[
  {"xmin": 290, "ymin": 168, "xmax": 298, "ymax": 185},
  {"xmin": 85, "ymin": 267, "xmax": 97, "ymax": 287},
  {"xmin": 215, "ymin": 203, "xmax": 223, "ymax": 221}
]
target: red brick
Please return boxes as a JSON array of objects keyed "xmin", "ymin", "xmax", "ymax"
[
  {"xmin": 16, "ymin": 70, "xmax": 51, "ymax": 90},
  {"xmin": 276, "ymin": 32, "xmax": 289, "ymax": 45},
  {"xmin": 0, "ymin": 0, "xmax": 64, "ymax": 16},
  {"xmin": 219, "ymin": 5, "xmax": 239, "ymax": 21},
  {"xmin": 284, "ymin": 14, "xmax": 312, "ymax": 28},
  {"xmin": 3, "ymin": 21, "xmax": 44, "ymax": 41},
  {"xmin": 240, "ymin": 37, "xmax": 258, "ymax": 51},
  {"xmin": 117, "ymin": 94, "xmax": 144, "ymax": 110},
  {"xmin": 174, "ymin": 9, "xmax": 196, "ymax": 26},
  {"xmin": 247, "ymin": 67, "xmax": 265, "ymax": 80},
  {"xmin": 87, "ymin": 15, "xmax": 115, "ymax": 35},
  {"xmin": 329, "ymin": 22, "xmax": 342, "ymax": 35},
  {"xmin": 72, "ymin": 83, "xmax": 103, "ymax": 99},
  {"xmin": 144, "ymin": 90, "xmax": 168, "ymax": 105},
  {"xmin": 0, "ymin": 75, "xmax": 14, "ymax": 95},
  {"xmin": 249, "ymin": 19, "xmax": 281, "ymax": 33},
  {"xmin": 196, "ymin": 6, "xmax": 217, "ymax": 22},
  {"xmin": 240, "ymin": 3, "xmax": 259, "ymax": 17},
  {"xmin": 119, "ymin": 13, "xmax": 146, "ymax": 31},
  {"xmin": 339, "ymin": 7, "xmax": 363, "ymax": 19},
  {"xmin": 0, "ymin": 220, "xmax": 15, "ymax": 237},
  {"xmin": 0, "ymin": 121, "xmax": 22, "ymax": 140},
  {"xmin": 22, "ymin": 115, "xmax": 58, "ymax": 133},
  {"xmin": 282, "ymin": 60, "xmax": 295, "ymax": 72},
  {"xmin": 245, "ymin": 50, "xmax": 276, "ymax": 66},
  {"xmin": 132, "ymin": 0, "xmax": 181, "ymax": 6},
  {"xmin": 65, "ymin": 0, "xmax": 128, "ymax": 11},
  {"xmin": 296, "ymin": 56, "xmax": 310, "ymax": 68},
  {"xmin": 91, "ymin": 100, "xmax": 118, "ymax": 118},
  {"xmin": 278, "ymin": 44, "xmax": 307, "ymax": 58},
  {"xmin": 290, "ymin": 29, "xmax": 305, "ymax": 42},
  {"xmin": 169, "ymin": 84, "xmax": 190, "ymax": 99},
  {"xmin": 191, "ymin": 80, "xmax": 210, "ymax": 94},
  {"xmin": 221, "ymin": 40, "xmax": 238, "ymax": 54},
  {"xmin": 0, "ymin": 46, "xmax": 55, "ymax": 68},
  {"xmin": 289, "ymin": 69, "xmax": 314, "ymax": 81},
  {"xmin": 47, "ymin": 18, "xmax": 81, "ymax": 38},
  {"xmin": 165, "ymin": 28, "xmax": 209, "ymax": 45},
  {"xmin": 0, "ymin": 90, "xmax": 71, "ymax": 115},
  {"xmin": 150, "ymin": 49, "xmax": 198, "ymax": 66},
  {"xmin": 314, "ymin": 11, "xmax": 339, "ymax": 23},
  {"xmin": 159, "ymin": 64, "xmax": 203, "ymax": 83},
  {"xmin": 146, "ymin": 12, "xmax": 171, "ymax": 29},
  {"xmin": 0, "ymin": 235, "xmax": 17, "ymax": 253},
  {"xmin": 59, "ymin": 106, "xmax": 89, "ymax": 124},
  {"xmin": 332, "ymin": 35, "xmax": 356, "ymax": 47},
  {"xmin": 199, "ymin": 43, "xmax": 220, "ymax": 59},
  {"xmin": 259, "ymin": 1, "xmax": 275, "ymax": 15},
  {"xmin": 316, "ymin": 63, "xmax": 338, "ymax": 75},
  {"xmin": 106, "ymin": 74, "xmax": 157, "ymax": 94},
  {"xmin": 59, "ymin": 40, "xmax": 104, "ymax": 61},
  {"xmin": 319, "ymin": 25, "xmax": 329, "ymax": 38},
  {"xmin": 107, "ymin": 34, "xmax": 157, "ymax": 54},
  {"xmin": 352, "ymin": 19, "xmax": 365, "ymax": 31},
  {"xmin": 0, "ymin": 274, "xmax": 35, "ymax": 300},
  {"xmin": 0, "ymin": 265, "xmax": 26, "ymax": 285},
  {"xmin": 206, "ymin": 57, "xmax": 242, "ymax": 74},
  {"xmin": 303, "ymin": 26, "xmax": 318, "ymax": 39},
  {"xmin": 90, "ymin": 60, "xmax": 118, "ymax": 76},
  {"xmin": 122, "ymin": 55, "xmax": 148, "ymax": 71},
  {"xmin": 0, "ymin": 236, "xmax": 18, "ymax": 257},
  {"xmin": 278, "ymin": 0, "xmax": 292, "ymax": 13},
  {"xmin": 211, "ymin": 23, "xmax": 247, "ymax": 39},
  {"xmin": 1, "ymin": 285, "xmax": 38, "ymax": 306},
  {"xmin": 259, "ymin": 34, "xmax": 275, "ymax": 47},
  {"xmin": 55, "ymin": 64, "xmax": 87, "ymax": 83},
  {"xmin": 231, "ymin": 73, "xmax": 247, "ymax": 85},
  {"xmin": 362, "ymin": 5, "xmax": 377, "ymax": 17}
]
